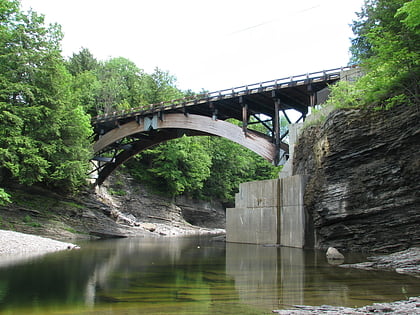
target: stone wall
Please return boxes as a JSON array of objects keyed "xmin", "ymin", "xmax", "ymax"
[{"xmin": 293, "ymin": 103, "xmax": 420, "ymax": 252}]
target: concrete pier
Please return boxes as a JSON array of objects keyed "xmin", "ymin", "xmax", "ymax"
[
  {"xmin": 226, "ymin": 179, "xmax": 280, "ymax": 244},
  {"xmin": 226, "ymin": 123, "xmax": 310, "ymax": 248},
  {"xmin": 226, "ymin": 175, "xmax": 308, "ymax": 248}
]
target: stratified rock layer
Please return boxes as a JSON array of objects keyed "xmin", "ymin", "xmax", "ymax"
[{"xmin": 294, "ymin": 104, "xmax": 420, "ymax": 252}]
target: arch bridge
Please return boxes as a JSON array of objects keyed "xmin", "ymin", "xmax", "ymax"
[{"xmin": 91, "ymin": 66, "xmax": 354, "ymax": 185}]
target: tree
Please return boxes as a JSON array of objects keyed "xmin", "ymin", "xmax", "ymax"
[
  {"xmin": 94, "ymin": 57, "xmax": 149, "ymax": 114},
  {"xmin": 201, "ymin": 136, "xmax": 280, "ymax": 205},
  {"xmin": 66, "ymin": 48, "xmax": 99, "ymax": 76},
  {"xmin": 145, "ymin": 67, "xmax": 183, "ymax": 104},
  {"xmin": 129, "ymin": 136, "xmax": 212, "ymax": 197},
  {"xmin": 347, "ymin": 0, "xmax": 419, "ymax": 107},
  {"xmin": 397, "ymin": 0, "xmax": 420, "ymax": 34},
  {"xmin": 0, "ymin": 0, "xmax": 92, "ymax": 193}
]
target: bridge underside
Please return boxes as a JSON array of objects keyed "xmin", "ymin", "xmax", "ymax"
[
  {"xmin": 91, "ymin": 114, "xmax": 287, "ymax": 185},
  {"xmin": 91, "ymin": 67, "xmax": 352, "ymax": 184}
]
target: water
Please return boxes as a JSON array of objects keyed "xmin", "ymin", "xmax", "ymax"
[{"xmin": 0, "ymin": 236, "xmax": 419, "ymax": 315}]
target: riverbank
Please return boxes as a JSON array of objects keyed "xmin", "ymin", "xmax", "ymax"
[
  {"xmin": 0, "ymin": 181, "xmax": 225, "ymax": 242},
  {"xmin": 0, "ymin": 229, "xmax": 79, "ymax": 267},
  {"xmin": 273, "ymin": 297, "xmax": 420, "ymax": 314},
  {"xmin": 0, "ymin": 230, "xmax": 77, "ymax": 256},
  {"xmin": 273, "ymin": 247, "xmax": 420, "ymax": 314}
]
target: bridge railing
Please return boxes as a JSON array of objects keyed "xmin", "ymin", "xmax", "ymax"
[{"xmin": 92, "ymin": 66, "xmax": 354, "ymax": 124}]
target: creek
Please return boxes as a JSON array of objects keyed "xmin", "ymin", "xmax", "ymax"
[{"xmin": 0, "ymin": 236, "xmax": 419, "ymax": 315}]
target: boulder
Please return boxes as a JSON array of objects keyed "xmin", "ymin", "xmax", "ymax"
[
  {"xmin": 141, "ymin": 223, "xmax": 157, "ymax": 232},
  {"xmin": 326, "ymin": 247, "xmax": 344, "ymax": 260}
]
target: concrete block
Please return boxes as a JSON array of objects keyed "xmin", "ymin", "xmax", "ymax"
[
  {"xmin": 280, "ymin": 175, "xmax": 308, "ymax": 207},
  {"xmin": 226, "ymin": 207, "xmax": 278, "ymax": 244},
  {"xmin": 280, "ymin": 205, "xmax": 305, "ymax": 248},
  {"xmin": 279, "ymin": 123, "xmax": 303, "ymax": 179},
  {"xmin": 236, "ymin": 179, "xmax": 279, "ymax": 208},
  {"xmin": 226, "ymin": 175, "xmax": 308, "ymax": 248}
]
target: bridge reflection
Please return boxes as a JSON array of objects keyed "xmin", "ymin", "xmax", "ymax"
[{"xmin": 1, "ymin": 236, "xmax": 419, "ymax": 314}]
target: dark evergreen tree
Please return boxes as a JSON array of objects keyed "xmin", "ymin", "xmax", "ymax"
[{"xmin": 0, "ymin": 0, "xmax": 92, "ymax": 195}]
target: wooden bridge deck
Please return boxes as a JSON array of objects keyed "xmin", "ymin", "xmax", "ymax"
[
  {"xmin": 90, "ymin": 66, "xmax": 356, "ymax": 184},
  {"xmin": 92, "ymin": 66, "xmax": 353, "ymax": 129}
]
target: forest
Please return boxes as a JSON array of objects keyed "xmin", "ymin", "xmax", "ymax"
[{"xmin": 0, "ymin": 0, "xmax": 418, "ymax": 205}]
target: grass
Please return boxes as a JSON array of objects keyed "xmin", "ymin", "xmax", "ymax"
[
  {"xmin": 64, "ymin": 227, "xmax": 85, "ymax": 234},
  {"xmin": 23, "ymin": 215, "xmax": 42, "ymax": 228},
  {"xmin": 61, "ymin": 201, "xmax": 85, "ymax": 209},
  {"xmin": 109, "ymin": 188, "xmax": 127, "ymax": 196}
]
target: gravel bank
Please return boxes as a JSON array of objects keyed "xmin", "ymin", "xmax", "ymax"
[{"xmin": 0, "ymin": 229, "xmax": 78, "ymax": 265}]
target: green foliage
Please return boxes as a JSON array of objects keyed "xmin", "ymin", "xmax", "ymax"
[
  {"xmin": 0, "ymin": 0, "xmax": 92, "ymax": 192},
  {"xmin": 0, "ymin": 188, "xmax": 11, "ymax": 205},
  {"xmin": 201, "ymin": 136, "xmax": 280, "ymax": 204},
  {"xmin": 128, "ymin": 135, "xmax": 280, "ymax": 203},
  {"xmin": 66, "ymin": 51, "xmax": 184, "ymax": 116},
  {"xmin": 345, "ymin": 0, "xmax": 419, "ymax": 109},
  {"xmin": 131, "ymin": 136, "xmax": 212, "ymax": 197},
  {"xmin": 145, "ymin": 67, "xmax": 184, "ymax": 104},
  {"xmin": 94, "ymin": 57, "xmax": 149, "ymax": 114},
  {"xmin": 66, "ymin": 48, "xmax": 99, "ymax": 76},
  {"xmin": 23, "ymin": 215, "xmax": 41, "ymax": 227},
  {"xmin": 0, "ymin": 1, "xmax": 284, "ymax": 203},
  {"xmin": 397, "ymin": 0, "xmax": 420, "ymax": 34},
  {"xmin": 108, "ymin": 188, "xmax": 127, "ymax": 196}
]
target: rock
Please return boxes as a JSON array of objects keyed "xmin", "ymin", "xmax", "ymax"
[
  {"xmin": 101, "ymin": 175, "xmax": 226, "ymax": 231},
  {"xmin": 341, "ymin": 247, "xmax": 420, "ymax": 277},
  {"xmin": 326, "ymin": 247, "xmax": 344, "ymax": 260},
  {"xmin": 89, "ymin": 230, "xmax": 127, "ymax": 239},
  {"xmin": 67, "ymin": 245, "xmax": 81, "ymax": 250},
  {"xmin": 293, "ymin": 103, "xmax": 420, "ymax": 252},
  {"xmin": 273, "ymin": 296, "xmax": 420, "ymax": 314},
  {"xmin": 141, "ymin": 223, "xmax": 157, "ymax": 232},
  {"xmin": 211, "ymin": 235, "xmax": 226, "ymax": 242}
]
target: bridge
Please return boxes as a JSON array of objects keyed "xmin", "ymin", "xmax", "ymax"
[{"xmin": 91, "ymin": 66, "xmax": 355, "ymax": 185}]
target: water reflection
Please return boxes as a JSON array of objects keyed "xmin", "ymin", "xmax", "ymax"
[
  {"xmin": 0, "ymin": 237, "xmax": 419, "ymax": 315},
  {"xmin": 226, "ymin": 243, "xmax": 419, "ymax": 310}
]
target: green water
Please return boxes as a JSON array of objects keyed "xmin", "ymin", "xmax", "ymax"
[{"xmin": 0, "ymin": 236, "xmax": 419, "ymax": 315}]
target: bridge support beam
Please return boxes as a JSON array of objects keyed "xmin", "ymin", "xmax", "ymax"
[
  {"xmin": 93, "ymin": 113, "xmax": 288, "ymax": 185},
  {"xmin": 274, "ymin": 98, "xmax": 281, "ymax": 165}
]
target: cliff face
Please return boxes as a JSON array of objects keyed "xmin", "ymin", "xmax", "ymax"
[
  {"xmin": 101, "ymin": 174, "xmax": 226, "ymax": 230},
  {"xmin": 293, "ymin": 103, "xmax": 420, "ymax": 252}
]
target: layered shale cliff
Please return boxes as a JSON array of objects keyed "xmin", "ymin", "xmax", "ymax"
[{"xmin": 293, "ymin": 103, "xmax": 420, "ymax": 252}]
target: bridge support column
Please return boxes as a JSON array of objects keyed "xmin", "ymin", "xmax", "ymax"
[
  {"xmin": 226, "ymin": 121, "xmax": 311, "ymax": 248},
  {"xmin": 274, "ymin": 99, "xmax": 281, "ymax": 164},
  {"xmin": 226, "ymin": 174, "xmax": 309, "ymax": 247}
]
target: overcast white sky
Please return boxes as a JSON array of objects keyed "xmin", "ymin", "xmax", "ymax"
[{"xmin": 20, "ymin": 0, "xmax": 364, "ymax": 92}]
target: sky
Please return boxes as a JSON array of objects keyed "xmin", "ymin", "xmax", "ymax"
[{"xmin": 20, "ymin": 0, "xmax": 365, "ymax": 93}]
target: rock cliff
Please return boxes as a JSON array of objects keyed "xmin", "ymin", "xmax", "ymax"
[
  {"xmin": 101, "ymin": 174, "xmax": 226, "ymax": 231},
  {"xmin": 293, "ymin": 103, "xmax": 420, "ymax": 252},
  {"xmin": 0, "ymin": 174, "xmax": 225, "ymax": 240}
]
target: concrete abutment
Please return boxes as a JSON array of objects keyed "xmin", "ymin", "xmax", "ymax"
[{"xmin": 226, "ymin": 123, "xmax": 312, "ymax": 248}]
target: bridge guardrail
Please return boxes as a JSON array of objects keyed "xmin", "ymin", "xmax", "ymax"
[{"xmin": 92, "ymin": 66, "xmax": 355, "ymax": 124}]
